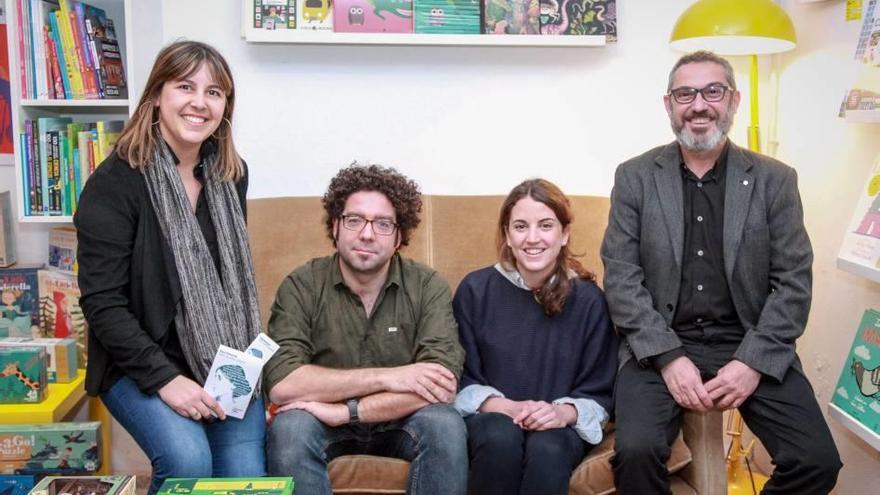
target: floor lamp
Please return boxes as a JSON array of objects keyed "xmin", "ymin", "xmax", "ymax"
[{"xmin": 669, "ymin": 0, "xmax": 797, "ymax": 493}]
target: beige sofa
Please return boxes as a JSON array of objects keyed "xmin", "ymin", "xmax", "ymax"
[{"xmin": 248, "ymin": 195, "xmax": 726, "ymax": 495}]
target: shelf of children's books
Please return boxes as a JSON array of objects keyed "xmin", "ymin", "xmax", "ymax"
[
  {"xmin": 243, "ymin": 29, "xmax": 606, "ymax": 47},
  {"xmin": 828, "ymin": 403, "xmax": 880, "ymax": 451},
  {"xmin": 844, "ymin": 110, "xmax": 880, "ymax": 123},
  {"xmin": 0, "ymin": 370, "xmax": 86, "ymax": 423},
  {"xmin": 837, "ymin": 257, "xmax": 880, "ymax": 284},
  {"xmin": 21, "ymin": 99, "xmax": 131, "ymax": 109},
  {"xmin": 19, "ymin": 215, "xmax": 75, "ymax": 224}
]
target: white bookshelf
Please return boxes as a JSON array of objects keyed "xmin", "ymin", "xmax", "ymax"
[
  {"xmin": 828, "ymin": 403, "xmax": 880, "ymax": 451},
  {"xmin": 21, "ymin": 98, "xmax": 130, "ymax": 108},
  {"xmin": 6, "ymin": 0, "xmax": 138, "ymax": 223}
]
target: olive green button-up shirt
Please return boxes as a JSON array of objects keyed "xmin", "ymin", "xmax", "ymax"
[{"xmin": 263, "ymin": 253, "xmax": 464, "ymax": 392}]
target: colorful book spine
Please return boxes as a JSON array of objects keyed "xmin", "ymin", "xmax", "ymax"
[
  {"xmin": 50, "ymin": 130, "xmax": 60, "ymax": 214},
  {"xmin": 77, "ymin": 130, "xmax": 91, "ymax": 186},
  {"xmin": 66, "ymin": 124, "xmax": 80, "ymax": 213},
  {"xmin": 95, "ymin": 120, "xmax": 107, "ymax": 161},
  {"xmin": 44, "ymin": 28, "xmax": 64, "ymax": 99},
  {"xmin": 55, "ymin": 10, "xmax": 85, "ymax": 99},
  {"xmin": 31, "ymin": 121, "xmax": 43, "ymax": 214},
  {"xmin": 57, "ymin": 131, "xmax": 69, "ymax": 215},
  {"xmin": 31, "ymin": 0, "xmax": 50, "ymax": 99},
  {"xmin": 25, "ymin": 121, "xmax": 38, "ymax": 214},
  {"xmin": 47, "ymin": 13, "xmax": 73, "ymax": 99},
  {"xmin": 68, "ymin": 11, "xmax": 97, "ymax": 98},
  {"xmin": 41, "ymin": 26, "xmax": 53, "ymax": 98},
  {"xmin": 79, "ymin": 2, "xmax": 103, "ymax": 97},
  {"xmin": 19, "ymin": 134, "xmax": 30, "ymax": 215},
  {"xmin": 15, "ymin": 0, "xmax": 28, "ymax": 98},
  {"xmin": 89, "ymin": 128, "xmax": 98, "ymax": 171}
]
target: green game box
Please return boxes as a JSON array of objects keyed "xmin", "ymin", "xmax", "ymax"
[
  {"xmin": 0, "ymin": 346, "xmax": 48, "ymax": 403},
  {"xmin": 157, "ymin": 478, "xmax": 294, "ymax": 495},
  {"xmin": 0, "ymin": 338, "xmax": 78, "ymax": 383},
  {"xmin": 0, "ymin": 422, "xmax": 101, "ymax": 474}
]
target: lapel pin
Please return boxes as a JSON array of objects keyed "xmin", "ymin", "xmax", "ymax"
[
  {"xmin": 388, "ymin": 327, "xmax": 398, "ymax": 333},
  {"xmin": 742, "ymin": 180, "xmax": 749, "ymax": 186}
]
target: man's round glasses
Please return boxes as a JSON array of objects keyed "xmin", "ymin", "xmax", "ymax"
[
  {"xmin": 668, "ymin": 84, "xmax": 733, "ymax": 104},
  {"xmin": 340, "ymin": 214, "xmax": 398, "ymax": 236}
]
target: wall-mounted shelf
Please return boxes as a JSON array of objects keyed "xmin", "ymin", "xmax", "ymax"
[
  {"xmin": 19, "ymin": 215, "xmax": 74, "ymax": 224},
  {"xmin": 838, "ymin": 257, "xmax": 880, "ymax": 284},
  {"xmin": 21, "ymin": 99, "xmax": 131, "ymax": 109},
  {"xmin": 844, "ymin": 110, "xmax": 880, "ymax": 123},
  {"xmin": 239, "ymin": 0, "xmax": 606, "ymax": 47},
  {"xmin": 242, "ymin": 29, "xmax": 606, "ymax": 47},
  {"xmin": 828, "ymin": 403, "xmax": 880, "ymax": 451}
]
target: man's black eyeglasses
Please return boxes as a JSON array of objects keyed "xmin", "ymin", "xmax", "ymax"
[
  {"xmin": 668, "ymin": 84, "xmax": 733, "ymax": 104},
  {"xmin": 339, "ymin": 214, "xmax": 398, "ymax": 236}
]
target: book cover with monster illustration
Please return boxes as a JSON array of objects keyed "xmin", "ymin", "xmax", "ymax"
[
  {"xmin": 414, "ymin": 0, "xmax": 480, "ymax": 34},
  {"xmin": 483, "ymin": 0, "xmax": 539, "ymax": 34},
  {"xmin": 298, "ymin": 0, "xmax": 334, "ymax": 31},
  {"xmin": 334, "ymin": 0, "xmax": 413, "ymax": 32},
  {"xmin": 831, "ymin": 309, "xmax": 880, "ymax": 438},
  {"xmin": 539, "ymin": 0, "xmax": 616, "ymax": 40}
]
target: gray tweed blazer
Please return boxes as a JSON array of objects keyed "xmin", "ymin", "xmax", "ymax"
[{"xmin": 601, "ymin": 140, "xmax": 812, "ymax": 381}]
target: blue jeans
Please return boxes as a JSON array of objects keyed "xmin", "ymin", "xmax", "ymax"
[
  {"xmin": 267, "ymin": 403, "xmax": 467, "ymax": 495},
  {"xmin": 101, "ymin": 376, "xmax": 266, "ymax": 495}
]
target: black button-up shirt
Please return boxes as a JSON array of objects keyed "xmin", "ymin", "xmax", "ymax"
[
  {"xmin": 673, "ymin": 144, "xmax": 738, "ymax": 334},
  {"xmin": 652, "ymin": 144, "xmax": 741, "ymax": 370}
]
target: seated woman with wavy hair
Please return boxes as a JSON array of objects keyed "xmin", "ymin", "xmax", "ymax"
[{"xmin": 453, "ymin": 178, "xmax": 618, "ymax": 495}]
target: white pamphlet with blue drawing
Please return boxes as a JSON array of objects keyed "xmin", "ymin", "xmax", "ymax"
[{"xmin": 203, "ymin": 334, "xmax": 279, "ymax": 419}]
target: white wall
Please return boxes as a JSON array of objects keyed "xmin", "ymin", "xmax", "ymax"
[
  {"xmin": 161, "ymin": 0, "xmax": 755, "ymax": 199},
  {"xmin": 1, "ymin": 0, "xmax": 878, "ymax": 490}
]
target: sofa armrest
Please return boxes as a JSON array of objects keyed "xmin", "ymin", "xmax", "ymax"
[{"xmin": 679, "ymin": 410, "xmax": 726, "ymax": 494}]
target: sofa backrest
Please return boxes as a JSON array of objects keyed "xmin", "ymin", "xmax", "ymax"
[{"xmin": 247, "ymin": 195, "xmax": 610, "ymax": 326}]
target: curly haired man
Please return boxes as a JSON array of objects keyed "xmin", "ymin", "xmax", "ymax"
[{"xmin": 264, "ymin": 163, "xmax": 467, "ymax": 495}]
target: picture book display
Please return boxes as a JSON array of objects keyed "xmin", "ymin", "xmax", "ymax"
[
  {"xmin": 831, "ymin": 309, "xmax": 880, "ymax": 442},
  {"xmin": 838, "ymin": 152, "xmax": 880, "ymax": 282}
]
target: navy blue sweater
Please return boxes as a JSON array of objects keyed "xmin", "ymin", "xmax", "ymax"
[{"xmin": 453, "ymin": 266, "xmax": 618, "ymax": 413}]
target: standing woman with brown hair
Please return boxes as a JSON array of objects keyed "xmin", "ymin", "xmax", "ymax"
[
  {"xmin": 453, "ymin": 179, "xmax": 618, "ymax": 495},
  {"xmin": 74, "ymin": 40, "xmax": 265, "ymax": 494}
]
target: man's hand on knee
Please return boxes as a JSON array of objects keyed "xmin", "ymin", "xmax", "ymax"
[
  {"xmin": 660, "ymin": 356, "xmax": 714, "ymax": 412},
  {"xmin": 705, "ymin": 360, "xmax": 761, "ymax": 410}
]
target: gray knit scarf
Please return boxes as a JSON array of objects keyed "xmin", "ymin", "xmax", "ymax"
[{"xmin": 142, "ymin": 140, "xmax": 262, "ymax": 395}]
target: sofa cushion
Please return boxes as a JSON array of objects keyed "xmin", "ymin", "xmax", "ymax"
[
  {"xmin": 327, "ymin": 430, "xmax": 692, "ymax": 495},
  {"xmin": 568, "ymin": 430, "xmax": 692, "ymax": 495}
]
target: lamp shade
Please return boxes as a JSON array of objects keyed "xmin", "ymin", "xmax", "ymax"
[{"xmin": 670, "ymin": 0, "xmax": 797, "ymax": 55}]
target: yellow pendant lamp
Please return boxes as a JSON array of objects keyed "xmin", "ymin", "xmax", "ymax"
[{"xmin": 670, "ymin": 0, "xmax": 797, "ymax": 153}]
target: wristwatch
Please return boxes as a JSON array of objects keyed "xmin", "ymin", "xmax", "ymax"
[{"xmin": 346, "ymin": 398, "xmax": 360, "ymax": 424}]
